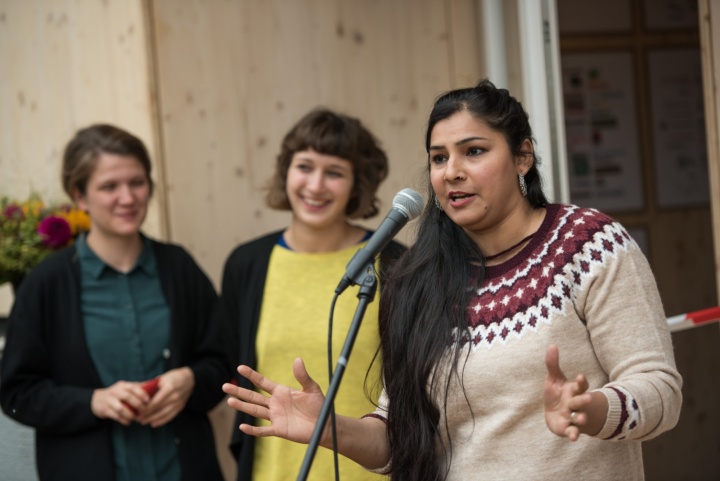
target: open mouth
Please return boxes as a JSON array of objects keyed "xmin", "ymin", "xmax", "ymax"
[
  {"xmin": 303, "ymin": 198, "xmax": 329, "ymax": 208},
  {"xmin": 449, "ymin": 193, "xmax": 473, "ymax": 201}
]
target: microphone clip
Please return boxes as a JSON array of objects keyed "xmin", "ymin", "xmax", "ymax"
[{"xmin": 335, "ymin": 253, "xmax": 378, "ymax": 298}]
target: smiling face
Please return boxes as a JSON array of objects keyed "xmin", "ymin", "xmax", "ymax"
[
  {"xmin": 286, "ymin": 148, "xmax": 355, "ymax": 231},
  {"xmin": 429, "ymin": 110, "xmax": 533, "ymax": 237},
  {"xmin": 74, "ymin": 152, "xmax": 150, "ymax": 242}
]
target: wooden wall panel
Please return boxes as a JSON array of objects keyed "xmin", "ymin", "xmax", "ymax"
[
  {"xmin": 448, "ymin": 0, "xmax": 487, "ymax": 87},
  {"xmin": 0, "ymin": 0, "xmax": 162, "ymax": 314},
  {"xmin": 150, "ymin": 0, "xmax": 481, "ymax": 287}
]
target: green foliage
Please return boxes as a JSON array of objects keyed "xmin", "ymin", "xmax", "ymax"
[{"xmin": 0, "ymin": 195, "xmax": 90, "ymax": 285}]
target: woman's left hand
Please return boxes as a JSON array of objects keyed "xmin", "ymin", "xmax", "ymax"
[
  {"xmin": 135, "ymin": 367, "xmax": 195, "ymax": 427},
  {"xmin": 543, "ymin": 344, "xmax": 594, "ymax": 441}
]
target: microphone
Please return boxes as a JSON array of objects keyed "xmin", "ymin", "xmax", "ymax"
[{"xmin": 336, "ymin": 188, "xmax": 424, "ymax": 294}]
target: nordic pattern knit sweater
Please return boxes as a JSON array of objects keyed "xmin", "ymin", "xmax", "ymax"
[{"xmin": 373, "ymin": 203, "xmax": 682, "ymax": 481}]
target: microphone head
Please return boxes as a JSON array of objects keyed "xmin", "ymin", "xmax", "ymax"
[{"xmin": 392, "ymin": 188, "xmax": 425, "ymax": 220}]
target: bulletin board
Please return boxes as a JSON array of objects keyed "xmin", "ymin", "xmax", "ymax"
[
  {"xmin": 561, "ymin": 51, "xmax": 644, "ymax": 212},
  {"xmin": 648, "ymin": 48, "xmax": 710, "ymax": 208}
]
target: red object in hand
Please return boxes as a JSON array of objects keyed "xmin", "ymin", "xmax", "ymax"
[
  {"xmin": 122, "ymin": 377, "xmax": 160, "ymax": 415},
  {"xmin": 141, "ymin": 377, "xmax": 160, "ymax": 397}
]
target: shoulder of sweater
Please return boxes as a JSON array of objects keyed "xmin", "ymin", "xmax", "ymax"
[
  {"xmin": 148, "ymin": 237, "xmax": 189, "ymax": 258},
  {"xmin": 26, "ymin": 245, "xmax": 78, "ymax": 279},
  {"xmin": 14, "ymin": 246, "xmax": 78, "ymax": 300},
  {"xmin": 146, "ymin": 239, "xmax": 217, "ymax": 287},
  {"xmin": 148, "ymin": 238, "xmax": 198, "ymax": 268},
  {"xmin": 550, "ymin": 204, "xmax": 626, "ymax": 240},
  {"xmin": 547, "ymin": 204, "xmax": 641, "ymax": 268},
  {"xmin": 224, "ymin": 230, "xmax": 283, "ymax": 263},
  {"xmin": 560, "ymin": 203, "xmax": 619, "ymax": 226}
]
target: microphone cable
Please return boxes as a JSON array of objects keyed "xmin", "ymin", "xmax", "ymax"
[{"xmin": 327, "ymin": 292, "xmax": 341, "ymax": 481}]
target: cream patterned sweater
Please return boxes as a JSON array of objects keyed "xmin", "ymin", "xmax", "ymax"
[{"xmin": 375, "ymin": 203, "xmax": 682, "ymax": 480}]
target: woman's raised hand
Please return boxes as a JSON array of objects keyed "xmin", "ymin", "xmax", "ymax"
[
  {"xmin": 222, "ymin": 358, "xmax": 329, "ymax": 445},
  {"xmin": 543, "ymin": 344, "xmax": 592, "ymax": 441}
]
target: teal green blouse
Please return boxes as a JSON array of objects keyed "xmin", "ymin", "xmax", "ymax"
[{"xmin": 77, "ymin": 234, "xmax": 180, "ymax": 481}]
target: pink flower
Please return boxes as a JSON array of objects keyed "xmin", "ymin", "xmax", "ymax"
[
  {"xmin": 37, "ymin": 215, "xmax": 72, "ymax": 248},
  {"xmin": 3, "ymin": 204, "xmax": 23, "ymax": 219}
]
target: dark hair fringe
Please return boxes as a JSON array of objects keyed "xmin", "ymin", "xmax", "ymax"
[
  {"xmin": 265, "ymin": 108, "xmax": 389, "ymax": 219},
  {"xmin": 62, "ymin": 123, "xmax": 153, "ymax": 198}
]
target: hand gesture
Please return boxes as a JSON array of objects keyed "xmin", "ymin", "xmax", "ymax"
[
  {"xmin": 543, "ymin": 344, "xmax": 593, "ymax": 441},
  {"xmin": 91, "ymin": 380, "xmax": 149, "ymax": 426},
  {"xmin": 222, "ymin": 358, "xmax": 328, "ymax": 445},
  {"xmin": 136, "ymin": 367, "xmax": 195, "ymax": 427}
]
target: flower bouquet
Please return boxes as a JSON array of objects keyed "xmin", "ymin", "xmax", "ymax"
[{"xmin": 0, "ymin": 194, "xmax": 90, "ymax": 288}]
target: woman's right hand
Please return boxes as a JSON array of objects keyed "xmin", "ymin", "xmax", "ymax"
[
  {"xmin": 222, "ymin": 358, "xmax": 328, "ymax": 446},
  {"xmin": 91, "ymin": 381, "xmax": 150, "ymax": 426}
]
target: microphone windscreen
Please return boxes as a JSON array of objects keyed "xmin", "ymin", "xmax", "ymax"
[{"xmin": 392, "ymin": 188, "xmax": 425, "ymax": 220}]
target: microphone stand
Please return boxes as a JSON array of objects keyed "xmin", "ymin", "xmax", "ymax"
[{"xmin": 296, "ymin": 263, "xmax": 378, "ymax": 481}]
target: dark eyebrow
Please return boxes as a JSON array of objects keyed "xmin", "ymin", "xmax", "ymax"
[
  {"xmin": 293, "ymin": 156, "xmax": 352, "ymax": 172},
  {"xmin": 429, "ymin": 136, "xmax": 490, "ymax": 151}
]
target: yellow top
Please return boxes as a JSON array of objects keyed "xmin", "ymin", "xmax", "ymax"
[{"xmin": 252, "ymin": 243, "xmax": 386, "ymax": 481}]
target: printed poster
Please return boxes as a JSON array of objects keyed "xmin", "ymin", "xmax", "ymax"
[
  {"xmin": 561, "ymin": 51, "xmax": 644, "ymax": 212},
  {"xmin": 648, "ymin": 48, "xmax": 709, "ymax": 208}
]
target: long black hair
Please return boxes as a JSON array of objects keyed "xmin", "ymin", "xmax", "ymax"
[{"xmin": 377, "ymin": 79, "xmax": 547, "ymax": 480}]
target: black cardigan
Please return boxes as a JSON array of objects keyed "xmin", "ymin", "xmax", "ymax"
[
  {"xmin": 0, "ymin": 239, "xmax": 228, "ymax": 481},
  {"xmin": 217, "ymin": 230, "xmax": 405, "ymax": 480}
]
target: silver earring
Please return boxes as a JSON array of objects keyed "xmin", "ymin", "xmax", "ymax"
[
  {"xmin": 434, "ymin": 196, "xmax": 443, "ymax": 210},
  {"xmin": 518, "ymin": 173, "xmax": 527, "ymax": 197}
]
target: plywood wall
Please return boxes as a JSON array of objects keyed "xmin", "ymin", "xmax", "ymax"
[
  {"xmin": 0, "ymin": 0, "xmax": 164, "ymax": 314},
  {"xmin": 0, "ymin": 0, "xmax": 482, "ymax": 311},
  {"xmin": 150, "ymin": 0, "xmax": 482, "ymax": 287},
  {"xmin": 0, "ymin": 0, "xmax": 164, "ymax": 231}
]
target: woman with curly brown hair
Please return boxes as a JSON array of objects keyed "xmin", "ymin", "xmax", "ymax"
[{"xmin": 217, "ymin": 108, "xmax": 405, "ymax": 480}]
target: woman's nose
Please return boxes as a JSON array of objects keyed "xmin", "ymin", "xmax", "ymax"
[
  {"xmin": 118, "ymin": 184, "xmax": 135, "ymax": 203},
  {"xmin": 444, "ymin": 157, "xmax": 465, "ymax": 182},
  {"xmin": 306, "ymin": 171, "xmax": 325, "ymax": 191}
]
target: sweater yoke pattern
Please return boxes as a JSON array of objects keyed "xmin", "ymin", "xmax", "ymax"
[
  {"xmin": 462, "ymin": 206, "xmax": 633, "ymax": 350},
  {"xmin": 457, "ymin": 205, "xmax": 643, "ymax": 441}
]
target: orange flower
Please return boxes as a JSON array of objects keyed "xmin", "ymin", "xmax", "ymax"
[
  {"xmin": 59, "ymin": 207, "xmax": 91, "ymax": 235},
  {"xmin": 22, "ymin": 199, "xmax": 44, "ymax": 217}
]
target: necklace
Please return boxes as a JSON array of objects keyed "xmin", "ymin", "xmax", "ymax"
[{"xmin": 484, "ymin": 232, "xmax": 536, "ymax": 261}]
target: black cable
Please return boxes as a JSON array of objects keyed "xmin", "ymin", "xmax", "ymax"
[{"xmin": 327, "ymin": 293, "xmax": 340, "ymax": 481}]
